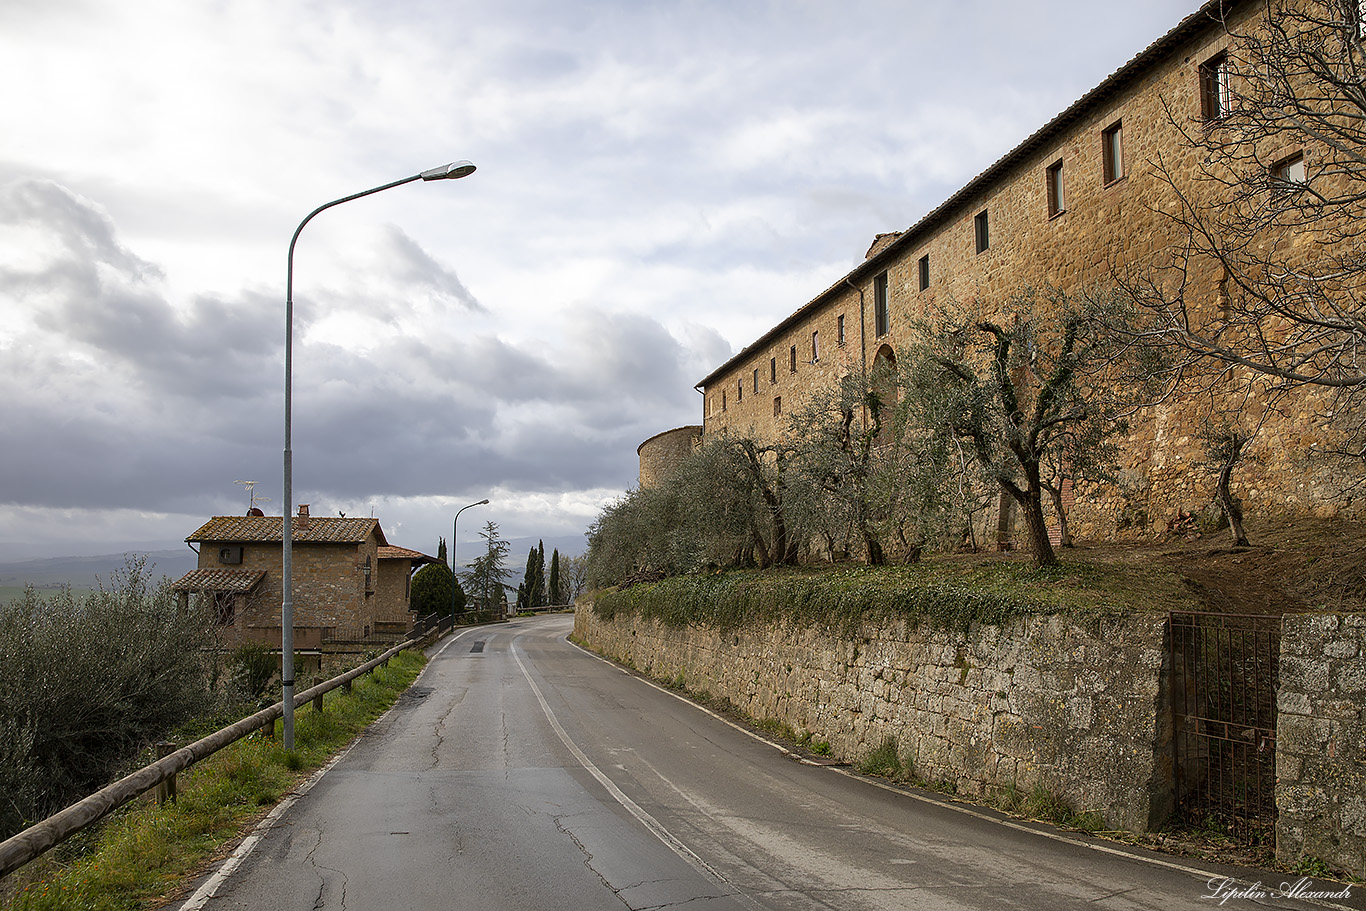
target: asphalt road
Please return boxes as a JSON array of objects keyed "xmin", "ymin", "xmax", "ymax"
[{"xmin": 178, "ymin": 615, "xmax": 1361, "ymax": 911}]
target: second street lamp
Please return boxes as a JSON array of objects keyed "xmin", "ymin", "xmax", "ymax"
[
  {"xmin": 452, "ymin": 499, "xmax": 489, "ymax": 619},
  {"xmin": 282, "ymin": 160, "xmax": 476, "ymax": 750}
]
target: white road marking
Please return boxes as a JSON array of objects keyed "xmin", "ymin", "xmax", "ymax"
[{"xmin": 510, "ymin": 640, "xmax": 764, "ymax": 910}]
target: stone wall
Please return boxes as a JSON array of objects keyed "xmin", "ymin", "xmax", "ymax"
[
  {"xmin": 574, "ymin": 603, "xmax": 1172, "ymax": 833},
  {"xmin": 1277, "ymin": 612, "xmax": 1366, "ymax": 877}
]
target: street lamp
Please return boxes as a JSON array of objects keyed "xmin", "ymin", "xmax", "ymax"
[
  {"xmin": 282, "ymin": 160, "xmax": 476, "ymax": 749},
  {"xmin": 451, "ymin": 499, "xmax": 489, "ymax": 619}
]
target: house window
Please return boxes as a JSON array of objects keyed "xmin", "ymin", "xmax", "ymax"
[
  {"xmin": 873, "ymin": 271, "xmax": 889, "ymax": 336},
  {"xmin": 737, "ymin": 379, "xmax": 743, "ymax": 402},
  {"xmin": 1102, "ymin": 121, "xmax": 1124, "ymax": 184},
  {"xmin": 811, "ymin": 330, "xmax": 820, "ymax": 362},
  {"xmin": 1046, "ymin": 160, "xmax": 1065, "ymax": 217},
  {"xmin": 1272, "ymin": 151, "xmax": 1306, "ymax": 187},
  {"xmin": 789, "ymin": 345, "xmax": 797, "ymax": 373},
  {"xmin": 364, "ymin": 555, "xmax": 373, "ymax": 593},
  {"xmin": 773, "ymin": 396, "xmax": 782, "ymax": 417},
  {"xmin": 837, "ymin": 314, "xmax": 846, "ymax": 346},
  {"xmin": 974, "ymin": 210, "xmax": 989, "ymax": 254},
  {"xmin": 753, "ymin": 368, "xmax": 759, "ymax": 394},
  {"xmin": 918, "ymin": 254, "xmax": 929, "ymax": 291},
  {"xmin": 722, "ymin": 390, "xmax": 727, "ymax": 412},
  {"xmin": 1200, "ymin": 52, "xmax": 1231, "ymax": 121}
]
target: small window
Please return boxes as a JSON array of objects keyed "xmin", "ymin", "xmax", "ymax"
[
  {"xmin": 769, "ymin": 357, "xmax": 777, "ymax": 384},
  {"xmin": 1272, "ymin": 151, "xmax": 1306, "ymax": 187},
  {"xmin": 752, "ymin": 368, "xmax": 759, "ymax": 394},
  {"xmin": 837, "ymin": 314, "xmax": 846, "ymax": 346},
  {"xmin": 722, "ymin": 390, "xmax": 727, "ymax": 412},
  {"xmin": 737, "ymin": 379, "xmax": 743, "ymax": 402},
  {"xmin": 1200, "ymin": 52, "xmax": 1231, "ymax": 121},
  {"xmin": 873, "ymin": 271, "xmax": 889, "ymax": 336},
  {"xmin": 811, "ymin": 330, "xmax": 820, "ymax": 362},
  {"xmin": 1046, "ymin": 160, "xmax": 1065, "ymax": 217},
  {"xmin": 773, "ymin": 397, "xmax": 782, "ymax": 418},
  {"xmin": 789, "ymin": 345, "xmax": 797, "ymax": 373},
  {"xmin": 918, "ymin": 254, "xmax": 929, "ymax": 291},
  {"xmin": 1102, "ymin": 121, "xmax": 1124, "ymax": 184},
  {"xmin": 974, "ymin": 210, "xmax": 989, "ymax": 254},
  {"xmin": 364, "ymin": 555, "xmax": 373, "ymax": 593}
]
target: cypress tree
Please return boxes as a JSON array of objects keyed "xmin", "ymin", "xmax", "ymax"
[{"xmin": 548, "ymin": 549, "xmax": 561, "ymax": 605}]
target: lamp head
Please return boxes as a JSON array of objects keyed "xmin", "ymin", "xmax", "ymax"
[
  {"xmin": 477, "ymin": 498, "xmax": 489, "ymax": 505},
  {"xmin": 421, "ymin": 160, "xmax": 477, "ymax": 181}
]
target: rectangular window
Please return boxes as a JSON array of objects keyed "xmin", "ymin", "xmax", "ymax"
[
  {"xmin": 790, "ymin": 345, "xmax": 797, "ymax": 373},
  {"xmin": 773, "ymin": 397, "xmax": 782, "ymax": 417},
  {"xmin": 770, "ymin": 357, "xmax": 777, "ymax": 384},
  {"xmin": 1102, "ymin": 121, "xmax": 1124, "ymax": 184},
  {"xmin": 752, "ymin": 368, "xmax": 759, "ymax": 395},
  {"xmin": 873, "ymin": 271, "xmax": 889, "ymax": 336},
  {"xmin": 737, "ymin": 379, "xmax": 743, "ymax": 403},
  {"xmin": 721, "ymin": 390, "xmax": 727, "ymax": 412},
  {"xmin": 811, "ymin": 330, "xmax": 820, "ymax": 362},
  {"xmin": 1272, "ymin": 151, "xmax": 1306, "ymax": 187},
  {"xmin": 837, "ymin": 314, "xmax": 846, "ymax": 346},
  {"xmin": 974, "ymin": 210, "xmax": 989, "ymax": 254},
  {"xmin": 918, "ymin": 254, "xmax": 929, "ymax": 291},
  {"xmin": 1046, "ymin": 159, "xmax": 1065, "ymax": 217},
  {"xmin": 1200, "ymin": 52, "xmax": 1231, "ymax": 121}
]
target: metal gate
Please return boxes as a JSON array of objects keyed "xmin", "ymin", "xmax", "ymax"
[{"xmin": 1170, "ymin": 611, "xmax": 1280, "ymax": 836}]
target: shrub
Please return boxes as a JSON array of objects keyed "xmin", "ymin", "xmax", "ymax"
[
  {"xmin": 0, "ymin": 557, "xmax": 215, "ymax": 839},
  {"xmin": 230, "ymin": 642, "xmax": 277, "ymax": 700}
]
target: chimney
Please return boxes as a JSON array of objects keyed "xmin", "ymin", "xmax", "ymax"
[{"xmin": 297, "ymin": 504, "xmax": 310, "ymax": 529}]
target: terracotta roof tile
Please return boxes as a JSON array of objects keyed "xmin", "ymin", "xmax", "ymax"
[
  {"xmin": 186, "ymin": 516, "xmax": 387, "ymax": 546},
  {"xmin": 378, "ymin": 545, "xmax": 437, "ymax": 564},
  {"xmin": 171, "ymin": 569, "xmax": 267, "ymax": 593}
]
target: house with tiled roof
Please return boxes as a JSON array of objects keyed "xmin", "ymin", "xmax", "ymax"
[{"xmin": 172, "ymin": 505, "xmax": 436, "ymax": 655}]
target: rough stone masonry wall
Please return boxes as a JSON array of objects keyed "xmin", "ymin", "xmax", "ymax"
[
  {"xmin": 1277, "ymin": 613, "xmax": 1366, "ymax": 877},
  {"xmin": 575, "ymin": 604, "xmax": 1172, "ymax": 833}
]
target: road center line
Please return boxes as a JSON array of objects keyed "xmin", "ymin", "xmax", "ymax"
[{"xmin": 510, "ymin": 640, "xmax": 762, "ymax": 909}]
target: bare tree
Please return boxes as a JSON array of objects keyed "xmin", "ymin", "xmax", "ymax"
[{"xmin": 1114, "ymin": 0, "xmax": 1366, "ymax": 472}]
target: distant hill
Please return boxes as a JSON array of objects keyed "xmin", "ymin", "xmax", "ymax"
[
  {"xmin": 0, "ymin": 533, "xmax": 588, "ymax": 595},
  {"xmin": 0, "ymin": 550, "xmax": 199, "ymax": 593}
]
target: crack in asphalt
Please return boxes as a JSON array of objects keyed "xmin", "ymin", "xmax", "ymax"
[
  {"xmin": 552, "ymin": 813, "xmax": 632, "ymax": 908},
  {"xmin": 428, "ymin": 698, "xmax": 459, "ymax": 770},
  {"xmin": 302, "ymin": 822, "xmax": 351, "ymax": 910}
]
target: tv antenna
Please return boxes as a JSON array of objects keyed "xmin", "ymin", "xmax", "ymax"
[{"xmin": 234, "ymin": 480, "xmax": 273, "ymax": 512}]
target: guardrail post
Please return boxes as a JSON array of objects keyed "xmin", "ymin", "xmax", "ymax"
[
  {"xmin": 154, "ymin": 742, "xmax": 177, "ymax": 805},
  {"xmin": 263, "ymin": 716, "xmax": 276, "ymax": 738},
  {"xmin": 312, "ymin": 675, "xmax": 324, "ymax": 713}
]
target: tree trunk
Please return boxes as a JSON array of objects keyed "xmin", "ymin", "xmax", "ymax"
[
  {"xmin": 1216, "ymin": 441, "xmax": 1250, "ymax": 546},
  {"xmin": 1018, "ymin": 485, "xmax": 1058, "ymax": 567},
  {"xmin": 1047, "ymin": 483, "xmax": 1073, "ymax": 548}
]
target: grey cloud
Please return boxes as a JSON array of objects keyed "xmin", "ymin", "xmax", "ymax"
[{"xmin": 380, "ymin": 225, "xmax": 485, "ymax": 314}]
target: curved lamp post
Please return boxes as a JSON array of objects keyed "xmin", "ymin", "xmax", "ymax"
[
  {"xmin": 451, "ymin": 498, "xmax": 489, "ymax": 618},
  {"xmin": 283, "ymin": 160, "xmax": 476, "ymax": 749}
]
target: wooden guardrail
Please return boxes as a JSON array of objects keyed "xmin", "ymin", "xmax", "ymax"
[{"xmin": 0, "ymin": 638, "xmax": 416, "ymax": 880}]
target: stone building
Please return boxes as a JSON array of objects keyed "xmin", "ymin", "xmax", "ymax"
[
  {"xmin": 673, "ymin": 0, "xmax": 1359, "ymax": 547},
  {"xmin": 637, "ymin": 425, "xmax": 703, "ymax": 488},
  {"xmin": 172, "ymin": 507, "xmax": 435, "ymax": 655}
]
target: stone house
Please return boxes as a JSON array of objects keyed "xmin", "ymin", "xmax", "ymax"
[
  {"xmin": 661, "ymin": 0, "xmax": 1360, "ymax": 549},
  {"xmin": 171, "ymin": 506, "xmax": 435, "ymax": 654}
]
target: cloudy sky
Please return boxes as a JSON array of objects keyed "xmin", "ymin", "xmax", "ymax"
[{"xmin": 0, "ymin": 0, "xmax": 1200, "ymax": 561}]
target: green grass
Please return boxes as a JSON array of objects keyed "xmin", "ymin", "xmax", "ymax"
[
  {"xmin": 593, "ymin": 553, "xmax": 1197, "ymax": 634},
  {"xmin": 1, "ymin": 650, "xmax": 426, "ymax": 911}
]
